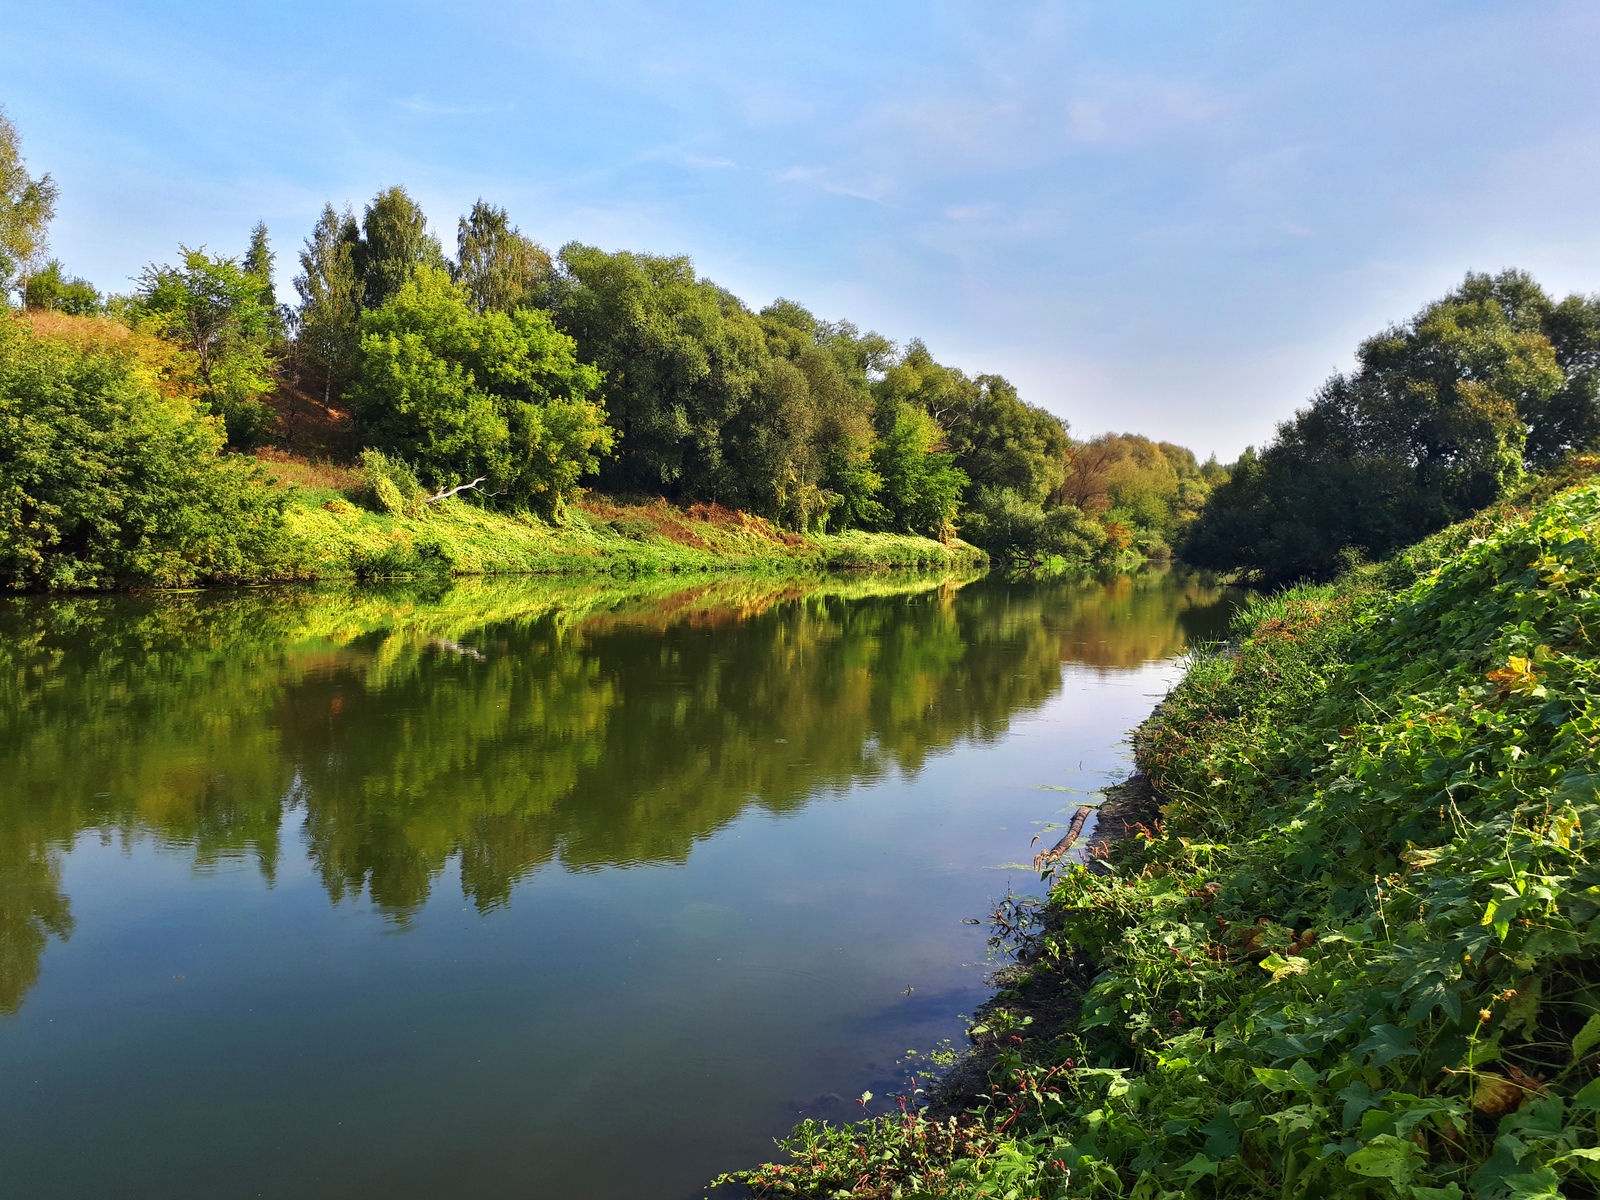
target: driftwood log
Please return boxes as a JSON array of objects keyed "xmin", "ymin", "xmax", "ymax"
[{"xmin": 1032, "ymin": 804, "xmax": 1094, "ymax": 871}]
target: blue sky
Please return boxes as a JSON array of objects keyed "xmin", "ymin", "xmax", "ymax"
[{"xmin": 5, "ymin": 0, "xmax": 1598, "ymax": 459}]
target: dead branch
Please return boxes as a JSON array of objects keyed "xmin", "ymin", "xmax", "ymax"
[{"xmin": 423, "ymin": 477, "xmax": 488, "ymax": 504}]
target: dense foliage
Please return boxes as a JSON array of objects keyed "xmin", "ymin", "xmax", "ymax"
[
  {"xmin": 347, "ymin": 266, "xmax": 610, "ymax": 517},
  {"xmin": 1188, "ymin": 271, "xmax": 1600, "ymax": 582},
  {"xmin": 131, "ymin": 246, "xmax": 279, "ymax": 447},
  {"xmin": 0, "ymin": 315, "xmax": 291, "ymax": 588},
  {"xmin": 728, "ymin": 478, "xmax": 1600, "ymax": 1198}
]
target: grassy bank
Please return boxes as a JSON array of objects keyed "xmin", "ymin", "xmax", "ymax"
[
  {"xmin": 263, "ymin": 456, "xmax": 987, "ymax": 580},
  {"xmin": 723, "ymin": 478, "xmax": 1600, "ymax": 1197}
]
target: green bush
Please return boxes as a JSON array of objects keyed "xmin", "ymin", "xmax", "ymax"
[
  {"xmin": 0, "ymin": 316, "xmax": 292, "ymax": 588},
  {"xmin": 962, "ymin": 486, "xmax": 1107, "ymax": 562},
  {"xmin": 356, "ymin": 448, "xmax": 424, "ymax": 515}
]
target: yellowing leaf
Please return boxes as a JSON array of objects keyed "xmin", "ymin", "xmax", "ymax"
[
  {"xmin": 1486, "ymin": 656, "xmax": 1540, "ymax": 696},
  {"xmin": 1552, "ymin": 807, "xmax": 1581, "ymax": 850}
]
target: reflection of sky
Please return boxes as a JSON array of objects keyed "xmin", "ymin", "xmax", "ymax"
[
  {"xmin": 1, "ymin": 644, "xmax": 1182, "ymax": 1199},
  {"xmin": 7, "ymin": 2, "xmax": 1598, "ymax": 459}
]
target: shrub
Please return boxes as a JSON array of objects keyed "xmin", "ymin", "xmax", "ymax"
[
  {"xmin": 0, "ymin": 315, "xmax": 292, "ymax": 588},
  {"xmin": 962, "ymin": 487, "xmax": 1107, "ymax": 562},
  {"xmin": 356, "ymin": 448, "xmax": 424, "ymax": 515}
]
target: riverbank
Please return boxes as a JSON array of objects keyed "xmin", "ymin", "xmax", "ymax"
[
  {"xmin": 722, "ymin": 476, "xmax": 1600, "ymax": 1197},
  {"xmin": 255, "ymin": 456, "xmax": 988, "ymax": 581}
]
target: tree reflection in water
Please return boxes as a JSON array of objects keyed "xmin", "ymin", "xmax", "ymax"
[{"xmin": 0, "ymin": 566, "xmax": 1245, "ymax": 1012}]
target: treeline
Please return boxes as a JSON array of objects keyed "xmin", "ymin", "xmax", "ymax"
[
  {"xmin": 0, "ymin": 107, "xmax": 1214, "ymax": 586},
  {"xmin": 1187, "ymin": 269, "xmax": 1600, "ymax": 581}
]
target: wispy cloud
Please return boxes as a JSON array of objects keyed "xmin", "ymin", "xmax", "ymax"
[
  {"xmin": 393, "ymin": 96, "xmax": 510, "ymax": 117},
  {"xmin": 777, "ymin": 166, "xmax": 894, "ymax": 204}
]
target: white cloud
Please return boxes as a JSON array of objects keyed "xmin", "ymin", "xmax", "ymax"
[{"xmin": 392, "ymin": 96, "xmax": 510, "ymax": 116}]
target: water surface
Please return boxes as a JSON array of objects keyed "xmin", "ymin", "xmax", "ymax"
[{"xmin": 0, "ymin": 568, "xmax": 1244, "ymax": 1198}]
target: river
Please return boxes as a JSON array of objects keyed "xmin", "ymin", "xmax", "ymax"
[{"xmin": 0, "ymin": 567, "xmax": 1246, "ymax": 1198}]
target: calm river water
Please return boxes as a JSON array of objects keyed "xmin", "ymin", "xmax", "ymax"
[{"xmin": 0, "ymin": 567, "xmax": 1245, "ymax": 1199}]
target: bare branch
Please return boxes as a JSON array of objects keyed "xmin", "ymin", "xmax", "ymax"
[{"xmin": 423, "ymin": 476, "xmax": 488, "ymax": 504}]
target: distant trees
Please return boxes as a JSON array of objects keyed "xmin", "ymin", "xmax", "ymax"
[
  {"xmin": 1186, "ymin": 270, "xmax": 1600, "ymax": 581},
  {"xmin": 22, "ymin": 261, "xmax": 102, "ymax": 314}
]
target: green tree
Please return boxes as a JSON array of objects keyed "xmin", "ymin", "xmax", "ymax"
[
  {"xmin": 0, "ymin": 108, "xmax": 58, "ymax": 302},
  {"xmin": 942, "ymin": 374, "xmax": 1068, "ymax": 505},
  {"xmin": 243, "ymin": 220, "xmax": 286, "ymax": 340},
  {"xmin": 455, "ymin": 200, "xmax": 553, "ymax": 314},
  {"xmin": 1185, "ymin": 271, "xmax": 1570, "ymax": 581},
  {"xmin": 352, "ymin": 186, "xmax": 446, "ymax": 311},
  {"xmin": 741, "ymin": 299, "xmax": 886, "ymax": 529},
  {"xmin": 872, "ymin": 402, "xmax": 967, "ymax": 538},
  {"xmin": 22, "ymin": 260, "xmax": 102, "ymax": 314},
  {"xmin": 348, "ymin": 266, "xmax": 610, "ymax": 516},
  {"xmin": 551, "ymin": 244, "xmax": 767, "ymax": 499},
  {"xmin": 293, "ymin": 205, "xmax": 364, "ymax": 408},
  {"xmin": 0, "ymin": 315, "xmax": 291, "ymax": 589},
  {"xmin": 871, "ymin": 339, "xmax": 1067, "ymax": 510},
  {"xmin": 133, "ymin": 247, "xmax": 278, "ymax": 447},
  {"xmin": 1445, "ymin": 269, "xmax": 1600, "ymax": 465}
]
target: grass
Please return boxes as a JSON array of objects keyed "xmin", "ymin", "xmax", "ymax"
[
  {"xmin": 254, "ymin": 454, "xmax": 987, "ymax": 580},
  {"xmin": 720, "ymin": 475, "xmax": 1600, "ymax": 1198}
]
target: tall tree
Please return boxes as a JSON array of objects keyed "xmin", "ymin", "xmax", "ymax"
[
  {"xmin": 872, "ymin": 403, "xmax": 967, "ymax": 538},
  {"xmin": 455, "ymin": 200, "xmax": 553, "ymax": 314},
  {"xmin": 551, "ymin": 244, "xmax": 767, "ymax": 499},
  {"xmin": 352, "ymin": 186, "xmax": 446, "ymax": 310},
  {"xmin": 0, "ymin": 108, "xmax": 59, "ymax": 302},
  {"xmin": 134, "ymin": 247, "xmax": 277, "ymax": 447},
  {"xmin": 243, "ymin": 222, "xmax": 277, "ymax": 308},
  {"xmin": 293, "ymin": 205, "xmax": 364, "ymax": 408},
  {"xmin": 243, "ymin": 220, "xmax": 290, "ymax": 345}
]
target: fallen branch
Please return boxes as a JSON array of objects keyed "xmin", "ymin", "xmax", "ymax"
[
  {"xmin": 423, "ymin": 477, "xmax": 488, "ymax": 504},
  {"xmin": 1033, "ymin": 805, "xmax": 1094, "ymax": 871}
]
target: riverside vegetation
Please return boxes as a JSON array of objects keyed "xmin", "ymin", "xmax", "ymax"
[
  {"xmin": 0, "ymin": 110, "xmax": 1213, "ymax": 590},
  {"xmin": 721, "ymin": 461, "xmax": 1600, "ymax": 1197}
]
